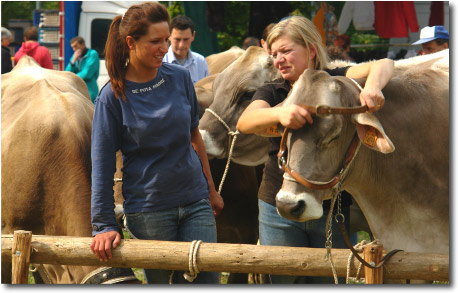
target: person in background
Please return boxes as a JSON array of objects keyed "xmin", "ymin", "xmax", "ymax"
[
  {"xmin": 14, "ymin": 26, "xmax": 53, "ymax": 69},
  {"xmin": 1, "ymin": 27, "xmax": 13, "ymax": 74},
  {"xmin": 260, "ymin": 23, "xmax": 275, "ymax": 53},
  {"xmin": 90, "ymin": 2, "xmax": 223, "ymax": 284},
  {"xmin": 329, "ymin": 34, "xmax": 354, "ymax": 61},
  {"xmin": 65, "ymin": 36, "xmax": 100, "ymax": 103},
  {"xmin": 412, "ymin": 25, "xmax": 449, "ymax": 55},
  {"xmin": 236, "ymin": 16, "xmax": 394, "ymax": 284},
  {"xmin": 163, "ymin": 15, "xmax": 208, "ymax": 84},
  {"xmin": 242, "ymin": 36, "xmax": 260, "ymax": 49}
]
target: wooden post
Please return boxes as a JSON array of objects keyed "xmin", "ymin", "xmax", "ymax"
[
  {"xmin": 11, "ymin": 230, "xmax": 32, "ymax": 284},
  {"xmin": 363, "ymin": 243, "xmax": 383, "ymax": 284}
]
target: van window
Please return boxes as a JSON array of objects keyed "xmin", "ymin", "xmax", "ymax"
[{"xmin": 91, "ymin": 19, "xmax": 113, "ymax": 59}]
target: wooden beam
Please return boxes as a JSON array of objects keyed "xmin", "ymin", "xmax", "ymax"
[{"xmin": 1, "ymin": 234, "xmax": 449, "ymax": 281}]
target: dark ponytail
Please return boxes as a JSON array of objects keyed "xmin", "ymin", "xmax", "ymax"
[
  {"xmin": 104, "ymin": 2, "xmax": 170, "ymax": 100},
  {"xmin": 105, "ymin": 15, "xmax": 129, "ymax": 100}
]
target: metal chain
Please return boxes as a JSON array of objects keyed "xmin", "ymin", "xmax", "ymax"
[{"xmin": 324, "ymin": 181, "xmax": 342, "ymax": 284}]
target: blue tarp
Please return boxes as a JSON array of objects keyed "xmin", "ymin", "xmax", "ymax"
[{"xmin": 64, "ymin": 1, "xmax": 82, "ymax": 67}]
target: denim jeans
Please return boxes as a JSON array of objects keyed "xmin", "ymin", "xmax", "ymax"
[
  {"xmin": 258, "ymin": 199, "xmax": 350, "ymax": 284},
  {"xmin": 125, "ymin": 198, "xmax": 219, "ymax": 284}
]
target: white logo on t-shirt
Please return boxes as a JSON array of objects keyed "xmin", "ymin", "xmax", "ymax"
[{"xmin": 131, "ymin": 78, "xmax": 165, "ymax": 94}]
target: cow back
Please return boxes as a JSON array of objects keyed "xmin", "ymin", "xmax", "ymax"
[{"xmin": 1, "ymin": 56, "xmax": 97, "ymax": 283}]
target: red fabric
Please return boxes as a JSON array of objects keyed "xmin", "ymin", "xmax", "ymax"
[
  {"xmin": 429, "ymin": 1, "xmax": 444, "ymax": 26},
  {"xmin": 14, "ymin": 42, "xmax": 53, "ymax": 69},
  {"xmin": 374, "ymin": 1, "xmax": 419, "ymax": 38}
]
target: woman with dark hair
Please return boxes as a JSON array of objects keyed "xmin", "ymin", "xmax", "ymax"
[{"xmin": 90, "ymin": 2, "xmax": 223, "ymax": 284}]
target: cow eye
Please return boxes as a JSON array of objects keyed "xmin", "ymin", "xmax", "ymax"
[
  {"xmin": 320, "ymin": 133, "xmax": 340, "ymax": 147},
  {"xmin": 327, "ymin": 135, "xmax": 339, "ymax": 144}
]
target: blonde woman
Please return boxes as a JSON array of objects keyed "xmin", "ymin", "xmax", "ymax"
[{"xmin": 237, "ymin": 16, "xmax": 393, "ymax": 284}]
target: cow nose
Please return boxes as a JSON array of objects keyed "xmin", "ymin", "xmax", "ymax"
[
  {"xmin": 275, "ymin": 198, "xmax": 305, "ymax": 220},
  {"xmin": 290, "ymin": 200, "xmax": 306, "ymax": 217}
]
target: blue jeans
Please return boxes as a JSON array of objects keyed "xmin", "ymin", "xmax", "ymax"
[
  {"xmin": 259, "ymin": 199, "xmax": 350, "ymax": 284},
  {"xmin": 125, "ymin": 198, "xmax": 219, "ymax": 284}
]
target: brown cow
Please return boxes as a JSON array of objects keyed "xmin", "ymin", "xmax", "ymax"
[
  {"xmin": 195, "ymin": 47, "xmax": 246, "ymax": 117},
  {"xmin": 206, "ymin": 46, "xmax": 245, "ymax": 75},
  {"xmin": 201, "ymin": 47, "xmax": 260, "ymax": 284},
  {"xmin": 275, "ymin": 50, "xmax": 449, "ymax": 257},
  {"xmin": 1, "ymin": 56, "xmax": 138, "ymax": 284},
  {"xmin": 195, "ymin": 74, "xmax": 217, "ymax": 117},
  {"xmin": 199, "ymin": 46, "xmax": 279, "ymax": 166}
]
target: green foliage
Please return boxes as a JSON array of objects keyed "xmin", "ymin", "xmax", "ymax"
[
  {"xmin": 28, "ymin": 266, "xmax": 35, "ymax": 284},
  {"xmin": 289, "ymin": 2, "xmax": 316, "ymax": 19},
  {"xmin": 357, "ymin": 231, "xmax": 371, "ymax": 243},
  {"xmin": 2, "ymin": 1, "xmax": 384, "ymax": 55},
  {"xmin": 1, "ymin": 1, "xmax": 59, "ymax": 27},
  {"xmin": 350, "ymin": 31, "xmax": 389, "ymax": 53},
  {"xmin": 161, "ymin": 1, "xmax": 184, "ymax": 19},
  {"xmin": 216, "ymin": 1, "xmax": 250, "ymax": 51}
]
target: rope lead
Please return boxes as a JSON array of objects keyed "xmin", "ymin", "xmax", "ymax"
[
  {"xmin": 204, "ymin": 108, "xmax": 240, "ymax": 193},
  {"xmin": 183, "ymin": 240, "xmax": 202, "ymax": 282}
]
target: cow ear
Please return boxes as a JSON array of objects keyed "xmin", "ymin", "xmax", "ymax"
[{"xmin": 352, "ymin": 113, "xmax": 395, "ymax": 154}]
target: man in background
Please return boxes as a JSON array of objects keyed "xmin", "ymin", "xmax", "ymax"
[
  {"xmin": 412, "ymin": 25, "xmax": 449, "ymax": 55},
  {"xmin": 2, "ymin": 27, "xmax": 13, "ymax": 73},
  {"xmin": 65, "ymin": 36, "xmax": 100, "ymax": 103},
  {"xmin": 242, "ymin": 36, "xmax": 260, "ymax": 49},
  {"xmin": 14, "ymin": 26, "xmax": 53, "ymax": 69},
  {"xmin": 163, "ymin": 15, "xmax": 208, "ymax": 84}
]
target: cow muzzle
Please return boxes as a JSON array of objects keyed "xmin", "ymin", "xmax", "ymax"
[
  {"xmin": 275, "ymin": 189, "xmax": 323, "ymax": 222},
  {"xmin": 199, "ymin": 129, "xmax": 225, "ymax": 158}
]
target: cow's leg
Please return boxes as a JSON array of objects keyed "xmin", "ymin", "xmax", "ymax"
[{"xmin": 211, "ymin": 160, "xmax": 260, "ymax": 284}]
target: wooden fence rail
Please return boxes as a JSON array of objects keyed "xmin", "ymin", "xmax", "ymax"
[{"xmin": 1, "ymin": 232, "xmax": 449, "ymax": 283}]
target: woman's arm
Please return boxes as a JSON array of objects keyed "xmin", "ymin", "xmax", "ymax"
[
  {"xmin": 346, "ymin": 58, "xmax": 394, "ymax": 112},
  {"xmin": 90, "ymin": 100, "xmax": 122, "ymax": 262},
  {"xmin": 190, "ymin": 127, "xmax": 224, "ymax": 216},
  {"xmin": 236, "ymin": 99, "xmax": 313, "ymax": 134}
]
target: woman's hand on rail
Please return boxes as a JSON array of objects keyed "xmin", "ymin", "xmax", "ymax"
[{"xmin": 90, "ymin": 230, "xmax": 121, "ymax": 262}]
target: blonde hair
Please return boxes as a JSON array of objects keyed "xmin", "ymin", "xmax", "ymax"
[{"xmin": 266, "ymin": 16, "xmax": 329, "ymax": 70}]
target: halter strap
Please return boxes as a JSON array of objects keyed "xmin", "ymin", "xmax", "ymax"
[{"xmin": 276, "ymin": 77, "xmax": 367, "ymax": 190}]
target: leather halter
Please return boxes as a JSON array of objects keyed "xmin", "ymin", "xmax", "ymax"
[{"xmin": 277, "ymin": 104, "xmax": 368, "ymax": 190}]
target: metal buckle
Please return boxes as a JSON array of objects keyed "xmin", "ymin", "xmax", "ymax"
[
  {"xmin": 315, "ymin": 105, "xmax": 331, "ymax": 118},
  {"xmin": 277, "ymin": 150, "xmax": 286, "ymax": 170}
]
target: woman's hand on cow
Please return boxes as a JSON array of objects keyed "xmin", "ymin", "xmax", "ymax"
[
  {"xmin": 90, "ymin": 230, "xmax": 121, "ymax": 262},
  {"xmin": 360, "ymin": 86, "xmax": 385, "ymax": 113},
  {"xmin": 278, "ymin": 104, "xmax": 313, "ymax": 129},
  {"xmin": 209, "ymin": 189, "xmax": 224, "ymax": 217}
]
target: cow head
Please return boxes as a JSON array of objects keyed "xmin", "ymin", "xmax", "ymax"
[
  {"xmin": 275, "ymin": 69, "xmax": 394, "ymax": 221},
  {"xmin": 199, "ymin": 46, "xmax": 280, "ymax": 166}
]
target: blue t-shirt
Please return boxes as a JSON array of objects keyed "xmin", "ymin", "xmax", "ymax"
[{"xmin": 91, "ymin": 63, "xmax": 209, "ymax": 235}]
